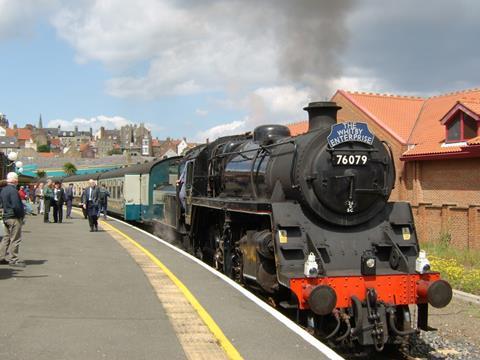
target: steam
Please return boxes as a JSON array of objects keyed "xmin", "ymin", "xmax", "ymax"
[
  {"xmin": 48, "ymin": 0, "xmax": 356, "ymax": 138},
  {"xmin": 273, "ymin": 0, "xmax": 354, "ymax": 95}
]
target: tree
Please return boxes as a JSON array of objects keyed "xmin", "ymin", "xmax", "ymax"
[
  {"xmin": 107, "ymin": 148, "xmax": 122, "ymax": 155},
  {"xmin": 37, "ymin": 144, "xmax": 50, "ymax": 153},
  {"xmin": 63, "ymin": 162, "xmax": 77, "ymax": 176},
  {"xmin": 36, "ymin": 170, "xmax": 47, "ymax": 178}
]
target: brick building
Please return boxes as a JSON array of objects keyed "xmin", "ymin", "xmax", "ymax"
[{"xmin": 288, "ymin": 89, "xmax": 480, "ymax": 248}]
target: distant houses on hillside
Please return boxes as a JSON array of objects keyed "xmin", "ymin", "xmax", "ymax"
[{"xmin": 0, "ymin": 113, "xmax": 197, "ymax": 161}]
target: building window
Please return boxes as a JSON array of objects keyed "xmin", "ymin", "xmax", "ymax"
[
  {"xmin": 446, "ymin": 111, "xmax": 479, "ymax": 142},
  {"xmin": 464, "ymin": 113, "xmax": 477, "ymax": 139}
]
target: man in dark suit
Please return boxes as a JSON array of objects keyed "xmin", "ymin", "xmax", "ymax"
[
  {"xmin": 65, "ymin": 183, "xmax": 74, "ymax": 219},
  {"xmin": 52, "ymin": 181, "xmax": 65, "ymax": 223},
  {"xmin": 82, "ymin": 179, "xmax": 99, "ymax": 232}
]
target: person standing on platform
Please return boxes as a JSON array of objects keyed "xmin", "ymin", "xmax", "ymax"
[
  {"xmin": 98, "ymin": 184, "xmax": 110, "ymax": 220},
  {"xmin": 35, "ymin": 183, "xmax": 44, "ymax": 215},
  {"xmin": 43, "ymin": 179, "xmax": 53, "ymax": 223},
  {"xmin": 82, "ymin": 179, "xmax": 99, "ymax": 232},
  {"xmin": 18, "ymin": 186, "xmax": 26, "ymax": 201},
  {"xmin": 31, "ymin": 184, "xmax": 37, "ymax": 206},
  {"xmin": 24, "ymin": 186, "xmax": 30, "ymax": 201},
  {"xmin": 52, "ymin": 182, "xmax": 65, "ymax": 223},
  {"xmin": 0, "ymin": 172, "xmax": 25, "ymax": 267},
  {"xmin": 65, "ymin": 183, "xmax": 74, "ymax": 219},
  {"xmin": 79, "ymin": 188, "xmax": 88, "ymax": 219}
]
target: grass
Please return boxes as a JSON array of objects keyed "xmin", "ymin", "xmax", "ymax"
[{"xmin": 421, "ymin": 232, "xmax": 480, "ymax": 295}]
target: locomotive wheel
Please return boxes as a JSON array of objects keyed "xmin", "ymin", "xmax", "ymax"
[{"xmin": 204, "ymin": 224, "xmax": 222, "ymax": 268}]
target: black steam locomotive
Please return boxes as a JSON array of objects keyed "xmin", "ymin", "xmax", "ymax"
[{"xmin": 161, "ymin": 102, "xmax": 452, "ymax": 351}]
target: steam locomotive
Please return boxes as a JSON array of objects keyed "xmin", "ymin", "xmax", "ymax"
[
  {"xmin": 167, "ymin": 101, "xmax": 452, "ymax": 351},
  {"xmin": 64, "ymin": 101, "xmax": 452, "ymax": 352}
]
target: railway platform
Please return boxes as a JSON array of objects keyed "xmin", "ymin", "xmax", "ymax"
[{"xmin": 0, "ymin": 212, "xmax": 342, "ymax": 360}]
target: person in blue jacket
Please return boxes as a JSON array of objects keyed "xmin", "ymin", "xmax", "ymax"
[{"xmin": 0, "ymin": 172, "xmax": 26, "ymax": 267}]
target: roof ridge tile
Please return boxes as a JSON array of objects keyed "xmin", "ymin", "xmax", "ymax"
[
  {"xmin": 345, "ymin": 90, "xmax": 424, "ymax": 100},
  {"xmin": 427, "ymin": 87, "xmax": 480, "ymax": 99}
]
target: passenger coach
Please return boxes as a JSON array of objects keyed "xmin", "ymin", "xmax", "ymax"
[{"xmin": 64, "ymin": 157, "xmax": 181, "ymax": 223}]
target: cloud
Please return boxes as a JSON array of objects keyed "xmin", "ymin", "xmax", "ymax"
[
  {"xmin": 47, "ymin": 115, "xmax": 132, "ymax": 132},
  {"xmin": 196, "ymin": 119, "xmax": 246, "ymax": 142},
  {"xmin": 49, "ymin": 1, "xmax": 356, "ymax": 141},
  {"xmin": 342, "ymin": 0, "xmax": 480, "ymax": 94},
  {"xmin": 250, "ymin": 86, "xmax": 311, "ymax": 122},
  {"xmin": 196, "ymin": 85, "xmax": 311, "ymax": 141},
  {"xmin": 195, "ymin": 109, "xmax": 208, "ymax": 117},
  {"xmin": 0, "ymin": 0, "xmax": 58, "ymax": 40},
  {"xmin": 52, "ymin": 0, "xmax": 354, "ymax": 99}
]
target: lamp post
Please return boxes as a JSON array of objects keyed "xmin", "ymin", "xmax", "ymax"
[
  {"xmin": 6, "ymin": 152, "xmax": 22, "ymax": 173},
  {"xmin": 7, "ymin": 151, "xmax": 17, "ymax": 162}
]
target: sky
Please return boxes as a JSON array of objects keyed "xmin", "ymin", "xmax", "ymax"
[{"xmin": 1, "ymin": 0, "xmax": 480, "ymax": 142}]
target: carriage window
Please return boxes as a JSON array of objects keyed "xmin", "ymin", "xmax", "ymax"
[{"xmin": 117, "ymin": 186, "xmax": 121, "ymax": 199}]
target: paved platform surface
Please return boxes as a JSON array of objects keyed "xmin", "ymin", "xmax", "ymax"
[{"xmin": 0, "ymin": 212, "xmax": 338, "ymax": 360}]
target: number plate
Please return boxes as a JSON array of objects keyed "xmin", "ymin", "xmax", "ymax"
[{"xmin": 332, "ymin": 153, "xmax": 369, "ymax": 166}]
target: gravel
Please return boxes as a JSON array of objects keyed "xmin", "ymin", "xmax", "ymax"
[{"xmin": 408, "ymin": 330, "xmax": 480, "ymax": 360}]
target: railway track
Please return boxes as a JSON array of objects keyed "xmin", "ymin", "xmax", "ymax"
[{"xmin": 138, "ymin": 219, "xmax": 480, "ymax": 360}]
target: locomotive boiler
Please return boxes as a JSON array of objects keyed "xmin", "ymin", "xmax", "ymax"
[{"xmin": 174, "ymin": 101, "xmax": 452, "ymax": 351}]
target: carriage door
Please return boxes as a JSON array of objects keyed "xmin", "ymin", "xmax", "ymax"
[
  {"xmin": 124, "ymin": 174, "xmax": 141, "ymax": 220},
  {"xmin": 184, "ymin": 161, "xmax": 194, "ymax": 225}
]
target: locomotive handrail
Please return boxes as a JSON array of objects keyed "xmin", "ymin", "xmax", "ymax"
[
  {"xmin": 250, "ymin": 148, "xmax": 261, "ymax": 198},
  {"xmin": 382, "ymin": 141, "xmax": 396, "ymax": 189},
  {"xmin": 326, "ymin": 147, "xmax": 379, "ymax": 153},
  {"xmin": 355, "ymin": 188, "xmax": 389, "ymax": 196},
  {"xmin": 306, "ymin": 232, "xmax": 326, "ymax": 274},
  {"xmin": 290, "ymin": 142, "xmax": 299, "ymax": 189},
  {"xmin": 383, "ymin": 230, "xmax": 411, "ymax": 273},
  {"xmin": 209, "ymin": 139, "xmax": 294, "ymax": 160}
]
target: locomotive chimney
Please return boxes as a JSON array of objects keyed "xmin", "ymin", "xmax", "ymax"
[{"xmin": 304, "ymin": 101, "xmax": 341, "ymax": 132}]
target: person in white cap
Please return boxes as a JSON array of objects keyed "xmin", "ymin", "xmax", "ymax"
[{"xmin": 0, "ymin": 172, "xmax": 26, "ymax": 267}]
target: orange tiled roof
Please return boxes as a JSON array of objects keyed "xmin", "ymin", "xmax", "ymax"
[
  {"xmin": 287, "ymin": 121, "xmax": 308, "ymax": 136},
  {"xmin": 407, "ymin": 90, "xmax": 480, "ymax": 144},
  {"xmin": 287, "ymin": 91, "xmax": 424, "ymax": 142},
  {"xmin": 468, "ymin": 135, "xmax": 480, "ymax": 145},
  {"xmin": 403, "ymin": 89, "xmax": 480, "ymax": 157},
  {"xmin": 50, "ymin": 138, "xmax": 61, "ymax": 146},
  {"xmin": 402, "ymin": 143, "xmax": 463, "ymax": 157},
  {"xmin": 5, "ymin": 128, "xmax": 32, "ymax": 140},
  {"xmin": 17, "ymin": 128, "xmax": 32, "ymax": 140},
  {"xmin": 459, "ymin": 100, "xmax": 480, "ymax": 116},
  {"xmin": 287, "ymin": 88, "xmax": 480, "ymax": 159},
  {"xmin": 79, "ymin": 143, "xmax": 89, "ymax": 152},
  {"xmin": 339, "ymin": 91, "xmax": 424, "ymax": 143},
  {"xmin": 38, "ymin": 152, "xmax": 55, "ymax": 158}
]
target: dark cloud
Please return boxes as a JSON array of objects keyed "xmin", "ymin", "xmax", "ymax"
[
  {"xmin": 345, "ymin": 0, "xmax": 480, "ymax": 94},
  {"xmin": 177, "ymin": 0, "xmax": 356, "ymax": 96},
  {"xmin": 274, "ymin": 0, "xmax": 355, "ymax": 95}
]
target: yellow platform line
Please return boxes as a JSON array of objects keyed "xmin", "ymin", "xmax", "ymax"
[{"xmin": 100, "ymin": 220, "xmax": 243, "ymax": 360}]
